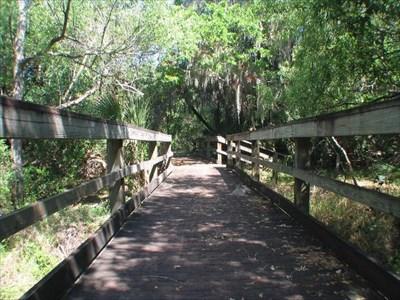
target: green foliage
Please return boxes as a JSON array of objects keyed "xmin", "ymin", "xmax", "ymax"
[
  {"xmin": 0, "ymin": 1, "xmax": 16, "ymax": 95},
  {"xmin": 0, "ymin": 141, "xmax": 13, "ymax": 213},
  {"xmin": 0, "ymin": 202, "xmax": 109, "ymax": 299},
  {"xmin": 23, "ymin": 241, "xmax": 58, "ymax": 278}
]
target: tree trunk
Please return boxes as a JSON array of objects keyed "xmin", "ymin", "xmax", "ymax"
[
  {"xmin": 235, "ymin": 75, "xmax": 242, "ymax": 126},
  {"xmin": 11, "ymin": 0, "xmax": 29, "ymax": 207}
]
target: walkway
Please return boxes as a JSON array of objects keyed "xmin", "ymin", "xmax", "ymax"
[{"xmin": 65, "ymin": 160, "xmax": 381, "ymax": 299}]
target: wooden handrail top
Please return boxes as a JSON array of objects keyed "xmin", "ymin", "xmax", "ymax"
[
  {"xmin": 0, "ymin": 96, "xmax": 171, "ymax": 141},
  {"xmin": 227, "ymin": 96, "xmax": 400, "ymax": 141}
]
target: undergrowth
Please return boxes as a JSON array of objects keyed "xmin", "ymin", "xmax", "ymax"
[{"xmin": 0, "ymin": 202, "xmax": 109, "ymax": 300}]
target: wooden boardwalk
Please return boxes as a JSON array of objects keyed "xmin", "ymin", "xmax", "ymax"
[{"xmin": 65, "ymin": 160, "xmax": 381, "ymax": 300}]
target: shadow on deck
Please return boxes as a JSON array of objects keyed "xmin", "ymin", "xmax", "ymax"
[{"xmin": 65, "ymin": 159, "xmax": 381, "ymax": 300}]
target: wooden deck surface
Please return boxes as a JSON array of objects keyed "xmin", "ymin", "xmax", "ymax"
[{"xmin": 65, "ymin": 159, "xmax": 381, "ymax": 300}]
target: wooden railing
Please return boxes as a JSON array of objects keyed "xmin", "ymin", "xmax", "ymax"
[
  {"xmin": 0, "ymin": 96, "xmax": 173, "ymax": 299},
  {"xmin": 225, "ymin": 97, "xmax": 400, "ymax": 217},
  {"xmin": 197, "ymin": 136, "xmax": 274, "ymax": 165},
  {"xmin": 208, "ymin": 96, "xmax": 400, "ymax": 299}
]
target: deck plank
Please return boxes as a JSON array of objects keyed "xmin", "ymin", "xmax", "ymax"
[{"xmin": 65, "ymin": 161, "xmax": 381, "ymax": 300}]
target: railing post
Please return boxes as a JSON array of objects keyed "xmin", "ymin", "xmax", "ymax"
[
  {"xmin": 272, "ymin": 151, "xmax": 279, "ymax": 184},
  {"xmin": 161, "ymin": 141, "xmax": 172, "ymax": 169},
  {"xmin": 107, "ymin": 139, "xmax": 125, "ymax": 213},
  {"xmin": 147, "ymin": 142, "xmax": 158, "ymax": 183},
  {"xmin": 235, "ymin": 140, "xmax": 241, "ymax": 168},
  {"xmin": 294, "ymin": 138, "xmax": 311, "ymax": 213},
  {"xmin": 216, "ymin": 140, "xmax": 222, "ymax": 164},
  {"xmin": 252, "ymin": 140, "xmax": 260, "ymax": 181},
  {"xmin": 227, "ymin": 139, "xmax": 233, "ymax": 168}
]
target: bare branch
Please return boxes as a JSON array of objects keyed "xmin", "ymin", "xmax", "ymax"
[
  {"xmin": 115, "ymin": 79, "xmax": 144, "ymax": 96},
  {"xmin": 61, "ymin": 56, "xmax": 89, "ymax": 103},
  {"xmin": 331, "ymin": 137, "xmax": 359, "ymax": 186},
  {"xmin": 100, "ymin": 0, "xmax": 117, "ymax": 49},
  {"xmin": 57, "ymin": 83, "xmax": 99, "ymax": 110}
]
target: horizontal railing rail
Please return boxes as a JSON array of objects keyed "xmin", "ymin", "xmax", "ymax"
[
  {"xmin": 197, "ymin": 136, "xmax": 275, "ymax": 164},
  {"xmin": 227, "ymin": 95, "xmax": 400, "ymax": 141},
  {"xmin": 0, "ymin": 96, "xmax": 171, "ymax": 141}
]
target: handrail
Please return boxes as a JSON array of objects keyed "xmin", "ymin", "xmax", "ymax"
[
  {"xmin": 221, "ymin": 98, "xmax": 400, "ymax": 217},
  {"xmin": 227, "ymin": 96, "xmax": 400, "ymax": 141},
  {"xmin": 0, "ymin": 96, "xmax": 171, "ymax": 141},
  {"xmin": 0, "ymin": 96, "xmax": 173, "ymax": 242}
]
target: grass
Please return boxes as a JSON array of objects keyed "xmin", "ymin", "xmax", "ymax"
[
  {"xmin": 0, "ymin": 201, "xmax": 109, "ymax": 300},
  {"xmin": 310, "ymin": 182, "xmax": 400, "ymax": 274}
]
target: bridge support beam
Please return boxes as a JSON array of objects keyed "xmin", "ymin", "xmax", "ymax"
[
  {"xmin": 294, "ymin": 138, "xmax": 311, "ymax": 213},
  {"xmin": 252, "ymin": 140, "xmax": 260, "ymax": 181},
  {"xmin": 107, "ymin": 139, "xmax": 125, "ymax": 213}
]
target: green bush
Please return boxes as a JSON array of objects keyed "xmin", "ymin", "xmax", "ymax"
[{"xmin": 0, "ymin": 141, "xmax": 13, "ymax": 213}]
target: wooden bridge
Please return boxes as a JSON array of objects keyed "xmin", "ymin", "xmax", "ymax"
[{"xmin": 0, "ymin": 95, "xmax": 399, "ymax": 299}]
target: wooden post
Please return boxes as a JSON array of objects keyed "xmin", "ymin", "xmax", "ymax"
[
  {"xmin": 235, "ymin": 140, "xmax": 241, "ymax": 168},
  {"xmin": 252, "ymin": 140, "xmax": 260, "ymax": 181},
  {"xmin": 216, "ymin": 141, "xmax": 222, "ymax": 164},
  {"xmin": 107, "ymin": 139, "xmax": 125, "ymax": 213},
  {"xmin": 272, "ymin": 151, "xmax": 279, "ymax": 184},
  {"xmin": 227, "ymin": 140, "xmax": 233, "ymax": 168},
  {"xmin": 147, "ymin": 142, "xmax": 158, "ymax": 183},
  {"xmin": 294, "ymin": 138, "xmax": 311, "ymax": 213},
  {"xmin": 161, "ymin": 141, "xmax": 172, "ymax": 170}
]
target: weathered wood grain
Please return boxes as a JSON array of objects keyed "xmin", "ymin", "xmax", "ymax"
[
  {"xmin": 0, "ymin": 96, "xmax": 171, "ymax": 141},
  {"xmin": 107, "ymin": 139, "xmax": 125, "ymax": 213},
  {"xmin": 227, "ymin": 97, "xmax": 400, "ymax": 141}
]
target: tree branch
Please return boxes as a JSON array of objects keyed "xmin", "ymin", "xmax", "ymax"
[
  {"xmin": 184, "ymin": 98, "xmax": 216, "ymax": 134},
  {"xmin": 331, "ymin": 137, "xmax": 359, "ymax": 186},
  {"xmin": 115, "ymin": 79, "xmax": 144, "ymax": 96},
  {"xmin": 23, "ymin": 0, "xmax": 72, "ymax": 66},
  {"xmin": 57, "ymin": 83, "xmax": 99, "ymax": 110},
  {"xmin": 61, "ymin": 56, "xmax": 89, "ymax": 103}
]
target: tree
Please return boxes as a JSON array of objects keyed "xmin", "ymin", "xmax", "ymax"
[{"xmin": 10, "ymin": 0, "xmax": 29, "ymax": 206}]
